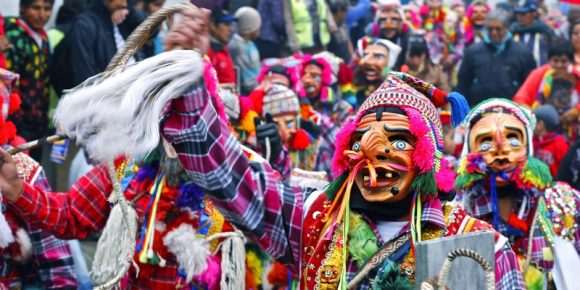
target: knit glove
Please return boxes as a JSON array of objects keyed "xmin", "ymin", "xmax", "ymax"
[{"xmin": 254, "ymin": 113, "xmax": 283, "ymax": 163}]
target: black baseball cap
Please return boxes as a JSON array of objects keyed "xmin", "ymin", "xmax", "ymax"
[{"xmin": 211, "ymin": 9, "xmax": 235, "ymax": 24}]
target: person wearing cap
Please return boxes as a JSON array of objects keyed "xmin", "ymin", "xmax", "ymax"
[
  {"xmin": 229, "ymin": 7, "xmax": 262, "ymax": 96},
  {"xmin": 457, "ymin": 8, "xmax": 536, "ymax": 108},
  {"xmin": 533, "ymin": 104, "xmax": 570, "ymax": 177},
  {"xmin": 456, "ymin": 98, "xmax": 580, "ymax": 289},
  {"xmin": 207, "ymin": 9, "xmax": 236, "ymax": 85},
  {"xmin": 158, "ymin": 59, "xmax": 526, "ymax": 288},
  {"xmin": 511, "ymin": 0, "xmax": 555, "ymax": 67},
  {"xmin": 353, "ymin": 38, "xmax": 401, "ymax": 107}
]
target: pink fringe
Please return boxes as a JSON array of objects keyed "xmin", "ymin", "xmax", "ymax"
[
  {"xmin": 194, "ymin": 255, "xmax": 221, "ymax": 289},
  {"xmin": 331, "ymin": 120, "xmax": 357, "ymax": 178},
  {"xmin": 404, "ymin": 108, "xmax": 434, "ymax": 173},
  {"xmin": 299, "ymin": 55, "xmax": 333, "ymax": 102},
  {"xmin": 435, "ymin": 158, "xmax": 456, "ymax": 192},
  {"xmin": 203, "ymin": 61, "xmax": 228, "ymax": 121}
]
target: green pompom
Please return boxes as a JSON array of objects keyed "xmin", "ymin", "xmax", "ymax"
[
  {"xmin": 371, "ymin": 260, "xmax": 412, "ymax": 290},
  {"xmin": 455, "ymin": 171, "xmax": 485, "ymax": 189},
  {"xmin": 410, "ymin": 171, "xmax": 437, "ymax": 196},
  {"xmin": 348, "ymin": 212, "xmax": 380, "ymax": 268},
  {"xmin": 520, "ymin": 157, "xmax": 553, "ymax": 189}
]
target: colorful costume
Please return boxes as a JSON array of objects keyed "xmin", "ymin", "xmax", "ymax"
[
  {"xmin": 161, "ymin": 71, "xmax": 525, "ymax": 289},
  {"xmin": 0, "ymin": 68, "xmax": 76, "ymax": 288},
  {"xmin": 456, "ymin": 99, "xmax": 580, "ymax": 289}
]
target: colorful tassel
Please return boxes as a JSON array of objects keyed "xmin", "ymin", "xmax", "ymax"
[
  {"xmin": 445, "ymin": 92, "xmax": 470, "ymax": 127},
  {"xmin": 290, "ymin": 129, "xmax": 312, "ymax": 151}
]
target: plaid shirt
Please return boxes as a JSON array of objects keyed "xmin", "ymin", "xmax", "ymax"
[
  {"xmin": 162, "ymin": 82, "xmax": 524, "ymax": 289},
  {"xmin": 461, "ymin": 184, "xmax": 580, "ymax": 270},
  {"xmin": 5, "ymin": 165, "xmax": 77, "ymax": 289},
  {"xmin": 9, "ymin": 162, "xmax": 204, "ymax": 288}
]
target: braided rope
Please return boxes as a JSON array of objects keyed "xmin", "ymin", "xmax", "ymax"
[
  {"xmin": 421, "ymin": 248, "xmax": 494, "ymax": 290},
  {"xmin": 93, "ymin": 163, "xmax": 138, "ymax": 290},
  {"xmin": 104, "ymin": 3, "xmax": 197, "ymax": 75}
]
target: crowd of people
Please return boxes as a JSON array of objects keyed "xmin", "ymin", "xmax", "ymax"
[{"xmin": 0, "ymin": 0, "xmax": 579, "ymax": 289}]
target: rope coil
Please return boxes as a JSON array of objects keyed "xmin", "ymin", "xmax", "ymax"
[{"xmin": 420, "ymin": 248, "xmax": 495, "ymax": 290}]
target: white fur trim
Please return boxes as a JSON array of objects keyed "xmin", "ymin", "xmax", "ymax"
[
  {"xmin": 13, "ymin": 228, "xmax": 31, "ymax": 263},
  {"xmin": 0, "ymin": 199, "xmax": 14, "ymax": 249},
  {"xmin": 163, "ymin": 224, "xmax": 211, "ymax": 283},
  {"xmin": 55, "ymin": 50, "xmax": 204, "ymax": 161}
]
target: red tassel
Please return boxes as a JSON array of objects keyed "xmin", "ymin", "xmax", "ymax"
[
  {"xmin": 267, "ymin": 261, "xmax": 290, "ymax": 286},
  {"xmin": 431, "ymin": 88, "xmax": 448, "ymax": 108},
  {"xmin": 290, "ymin": 129, "xmax": 311, "ymax": 150},
  {"xmin": 9, "ymin": 92, "xmax": 21, "ymax": 115}
]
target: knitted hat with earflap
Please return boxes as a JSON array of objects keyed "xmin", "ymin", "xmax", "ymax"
[
  {"xmin": 455, "ymin": 98, "xmax": 553, "ymax": 232},
  {"xmin": 325, "ymin": 72, "xmax": 470, "ymax": 250},
  {"xmin": 456, "ymin": 98, "xmax": 552, "ymax": 191}
]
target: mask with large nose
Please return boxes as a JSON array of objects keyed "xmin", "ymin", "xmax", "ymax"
[
  {"xmin": 350, "ymin": 110, "xmax": 418, "ymax": 203},
  {"xmin": 468, "ymin": 111, "xmax": 528, "ymax": 186}
]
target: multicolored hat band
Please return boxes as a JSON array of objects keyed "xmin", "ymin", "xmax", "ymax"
[
  {"xmin": 298, "ymin": 54, "xmax": 334, "ymax": 103},
  {"xmin": 0, "ymin": 68, "xmax": 22, "ymax": 145},
  {"xmin": 357, "ymin": 37, "xmax": 402, "ymax": 69},
  {"xmin": 460, "ymin": 98, "xmax": 536, "ymax": 158},
  {"xmin": 331, "ymin": 72, "xmax": 469, "ymax": 197},
  {"xmin": 261, "ymin": 84, "xmax": 300, "ymax": 119}
]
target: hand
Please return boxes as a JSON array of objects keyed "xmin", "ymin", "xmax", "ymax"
[
  {"xmin": 300, "ymin": 119, "xmax": 321, "ymax": 139},
  {"xmin": 254, "ymin": 113, "xmax": 283, "ymax": 162},
  {"xmin": 0, "ymin": 36, "xmax": 12, "ymax": 52},
  {"xmin": 111, "ymin": 8, "xmax": 129, "ymax": 25},
  {"xmin": 164, "ymin": 8, "xmax": 210, "ymax": 54},
  {"xmin": 0, "ymin": 149, "xmax": 23, "ymax": 202}
]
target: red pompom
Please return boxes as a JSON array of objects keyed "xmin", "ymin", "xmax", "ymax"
[
  {"xmin": 267, "ymin": 261, "xmax": 290, "ymax": 286},
  {"xmin": 337, "ymin": 63, "xmax": 354, "ymax": 85},
  {"xmin": 290, "ymin": 129, "xmax": 311, "ymax": 151},
  {"xmin": 9, "ymin": 92, "xmax": 21, "ymax": 115},
  {"xmin": 507, "ymin": 213, "xmax": 529, "ymax": 233},
  {"xmin": 431, "ymin": 88, "xmax": 448, "ymax": 108}
]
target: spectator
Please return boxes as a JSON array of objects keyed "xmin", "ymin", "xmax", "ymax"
[
  {"xmin": 533, "ymin": 104, "xmax": 570, "ymax": 177},
  {"xmin": 457, "ymin": 9, "xmax": 536, "ymax": 108},
  {"xmin": 328, "ymin": 1, "xmax": 354, "ymax": 63},
  {"xmin": 135, "ymin": 0, "xmax": 166, "ymax": 57},
  {"xmin": 283, "ymin": 0, "xmax": 336, "ymax": 54},
  {"xmin": 46, "ymin": 0, "xmax": 87, "ymax": 50},
  {"xmin": 51, "ymin": 0, "xmax": 146, "ymax": 95},
  {"xmin": 229, "ymin": 7, "xmax": 261, "ymax": 95},
  {"xmin": 511, "ymin": 0, "xmax": 554, "ymax": 66},
  {"xmin": 513, "ymin": 38, "xmax": 579, "ymax": 117},
  {"xmin": 463, "ymin": 0, "xmax": 489, "ymax": 47},
  {"xmin": 570, "ymin": 20, "xmax": 580, "ymax": 71},
  {"xmin": 255, "ymin": 0, "xmax": 286, "ymax": 59},
  {"xmin": 3, "ymin": 0, "xmax": 54, "ymax": 161},
  {"xmin": 208, "ymin": 9, "xmax": 236, "ymax": 85},
  {"xmin": 557, "ymin": 140, "xmax": 580, "ymax": 190},
  {"xmin": 402, "ymin": 34, "xmax": 450, "ymax": 92}
]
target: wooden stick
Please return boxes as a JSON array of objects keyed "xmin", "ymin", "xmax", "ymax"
[{"xmin": 7, "ymin": 134, "xmax": 68, "ymax": 155}]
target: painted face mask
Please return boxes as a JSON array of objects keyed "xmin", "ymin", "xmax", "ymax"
[
  {"xmin": 359, "ymin": 44, "xmax": 390, "ymax": 83},
  {"xmin": 350, "ymin": 112, "xmax": 418, "ymax": 203},
  {"xmin": 468, "ymin": 111, "xmax": 528, "ymax": 186},
  {"xmin": 301, "ymin": 64, "xmax": 323, "ymax": 98},
  {"xmin": 457, "ymin": 98, "xmax": 552, "ymax": 191}
]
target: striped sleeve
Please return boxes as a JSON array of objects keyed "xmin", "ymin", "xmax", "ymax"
[
  {"xmin": 162, "ymin": 82, "xmax": 306, "ymax": 269},
  {"xmin": 495, "ymin": 242, "xmax": 526, "ymax": 290}
]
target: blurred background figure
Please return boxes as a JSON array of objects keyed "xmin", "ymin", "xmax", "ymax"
[{"xmin": 229, "ymin": 6, "xmax": 262, "ymax": 95}]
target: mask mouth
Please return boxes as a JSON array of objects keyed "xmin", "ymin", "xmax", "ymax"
[
  {"xmin": 306, "ymin": 86, "xmax": 317, "ymax": 93},
  {"xmin": 488, "ymin": 157, "xmax": 519, "ymax": 174}
]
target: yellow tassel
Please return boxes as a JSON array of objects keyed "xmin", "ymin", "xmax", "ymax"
[{"xmin": 239, "ymin": 110, "xmax": 259, "ymax": 133}]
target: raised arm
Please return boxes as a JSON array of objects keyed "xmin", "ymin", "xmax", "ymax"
[{"xmin": 0, "ymin": 152, "xmax": 112, "ymax": 240}]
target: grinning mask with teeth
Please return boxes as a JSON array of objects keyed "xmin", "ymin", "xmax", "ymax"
[{"xmin": 349, "ymin": 109, "xmax": 418, "ymax": 203}]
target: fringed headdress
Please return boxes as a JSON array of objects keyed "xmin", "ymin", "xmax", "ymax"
[{"xmin": 321, "ymin": 72, "xmax": 469, "ymax": 287}]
